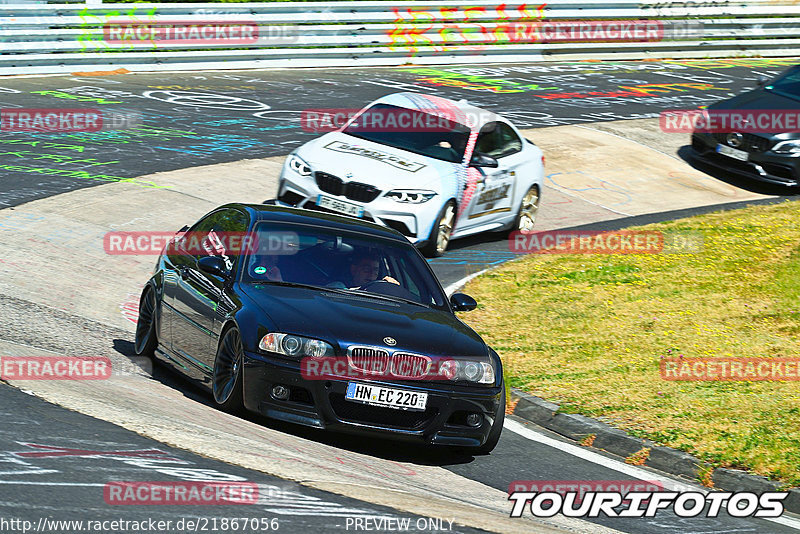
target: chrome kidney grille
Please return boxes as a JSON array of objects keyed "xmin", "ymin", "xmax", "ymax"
[
  {"xmin": 348, "ymin": 347, "xmax": 390, "ymax": 375},
  {"xmin": 347, "ymin": 347, "xmax": 431, "ymax": 379},
  {"xmin": 390, "ymin": 352, "xmax": 432, "ymax": 379}
]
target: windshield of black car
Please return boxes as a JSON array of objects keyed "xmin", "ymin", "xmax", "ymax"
[
  {"xmin": 343, "ymin": 103, "xmax": 471, "ymax": 163},
  {"xmin": 241, "ymin": 222, "xmax": 448, "ymax": 309},
  {"xmin": 765, "ymin": 68, "xmax": 800, "ymax": 101}
]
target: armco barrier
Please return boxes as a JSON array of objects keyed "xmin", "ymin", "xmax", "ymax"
[{"xmin": 1, "ymin": 1, "xmax": 800, "ymax": 75}]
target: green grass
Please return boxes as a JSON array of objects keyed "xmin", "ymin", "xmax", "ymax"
[{"xmin": 461, "ymin": 200, "xmax": 800, "ymax": 487}]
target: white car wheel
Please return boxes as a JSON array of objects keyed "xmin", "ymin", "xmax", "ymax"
[
  {"xmin": 422, "ymin": 201, "xmax": 456, "ymax": 257},
  {"xmin": 437, "ymin": 204, "xmax": 455, "ymax": 253},
  {"xmin": 515, "ymin": 185, "xmax": 540, "ymax": 233}
]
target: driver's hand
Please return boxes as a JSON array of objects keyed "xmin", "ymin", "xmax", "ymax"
[{"xmin": 382, "ymin": 276, "xmax": 400, "ymax": 285}]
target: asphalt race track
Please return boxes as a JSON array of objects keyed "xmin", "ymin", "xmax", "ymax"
[
  {"xmin": 0, "ymin": 58, "xmax": 796, "ymax": 209},
  {"xmin": 0, "ymin": 382, "xmax": 488, "ymax": 533},
  {"xmin": 2, "ymin": 59, "xmax": 800, "ymax": 534}
]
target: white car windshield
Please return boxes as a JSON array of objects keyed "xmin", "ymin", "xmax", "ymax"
[{"xmin": 343, "ymin": 103, "xmax": 471, "ymax": 163}]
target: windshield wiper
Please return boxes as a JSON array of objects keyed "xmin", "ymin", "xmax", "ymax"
[
  {"xmin": 252, "ymin": 281, "xmax": 435, "ymax": 309},
  {"xmin": 342, "ymin": 131, "xmax": 369, "ymax": 142},
  {"xmin": 347, "ymin": 289, "xmax": 429, "ymax": 309},
  {"xmin": 251, "ymin": 281, "xmax": 327, "ymax": 291}
]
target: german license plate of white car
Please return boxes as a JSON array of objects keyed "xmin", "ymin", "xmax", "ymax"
[
  {"xmin": 716, "ymin": 143, "xmax": 748, "ymax": 161},
  {"xmin": 317, "ymin": 195, "xmax": 363, "ymax": 217},
  {"xmin": 345, "ymin": 382, "xmax": 427, "ymax": 411}
]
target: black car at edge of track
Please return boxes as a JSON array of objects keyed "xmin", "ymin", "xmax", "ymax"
[
  {"xmin": 134, "ymin": 203, "xmax": 505, "ymax": 454},
  {"xmin": 691, "ymin": 64, "xmax": 800, "ymax": 187}
]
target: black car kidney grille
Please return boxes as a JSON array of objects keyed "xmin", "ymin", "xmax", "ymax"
[
  {"xmin": 349, "ymin": 347, "xmax": 390, "ymax": 375},
  {"xmin": 712, "ymin": 133, "xmax": 773, "ymax": 153},
  {"xmin": 345, "ymin": 182, "xmax": 381, "ymax": 203},
  {"xmin": 315, "ymin": 172, "xmax": 381, "ymax": 203},
  {"xmin": 329, "ymin": 393, "xmax": 438, "ymax": 429},
  {"xmin": 315, "ymin": 171, "xmax": 345, "ymax": 196}
]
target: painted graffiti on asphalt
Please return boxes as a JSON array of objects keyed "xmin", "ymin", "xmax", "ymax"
[{"xmin": 0, "ymin": 59, "xmax": 792, "ymax": 208}]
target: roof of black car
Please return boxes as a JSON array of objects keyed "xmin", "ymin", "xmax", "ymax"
[{"xmin": 225, "ymin": 203, "xmax": 407, "ymax": 242}]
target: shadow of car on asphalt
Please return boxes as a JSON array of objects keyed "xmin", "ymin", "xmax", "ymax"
[
  {"xmin": 113, "ymin": 338, "xmax": 479, "ymax": 467},
  {"xmin": 677, "ymin": 145, "xmax": 800, "ymax": 197}
]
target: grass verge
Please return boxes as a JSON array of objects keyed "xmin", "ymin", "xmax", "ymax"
[{"xmin": 461, "ymin": 200, "xmax": 800, "ymax": 486}]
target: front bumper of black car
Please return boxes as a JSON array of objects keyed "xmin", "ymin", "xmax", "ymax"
[
  {"xmin": 691, "ymin": 133, "xmax": 800, "ymax": 187},
  {"xmin": 241, "ymin": 351, "xmax": 503, "ymax": 447}
]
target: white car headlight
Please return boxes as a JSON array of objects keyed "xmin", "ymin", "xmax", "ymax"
[
  {"xmin": 771, "ymin": 140, "xmax": 800, "ymax": 156},
  {"xmin": 259, "ymin": 333, "xmax": 334, "ymax": 359},
  {"xmin": 385, "ymin": 190, "xmax": 437, "ymax": 204},
  {"xmin": 288, "ymin": 154, "xmax": 312, "ymax": 176}
]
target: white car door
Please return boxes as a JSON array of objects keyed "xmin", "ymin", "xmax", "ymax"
[{"xmin": 458, "ymin": 122, "xmax": 524, "ymax": 231}]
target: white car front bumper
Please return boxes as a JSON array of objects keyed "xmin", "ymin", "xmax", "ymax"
[{"xmin": 277, "ymin": 165, "xmax": 442, "ymax": 247}]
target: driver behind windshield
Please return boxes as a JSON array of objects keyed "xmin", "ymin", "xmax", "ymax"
[{"xmin": 329, "ymin": 251, "xmax": 399, "ymax": 289}]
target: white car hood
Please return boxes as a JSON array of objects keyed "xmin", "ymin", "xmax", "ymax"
[{"xmin": 297, "ymin": 132, "xmax": 462, "ymax": 192}]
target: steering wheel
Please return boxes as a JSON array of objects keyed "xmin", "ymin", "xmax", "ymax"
[
  {"xmin": 357, "ymin": 279, "xmax": 421, "ymax": 303},
  {"xmin": 357, "ymin": 279, "xmax": 393, "ymax": 291}
]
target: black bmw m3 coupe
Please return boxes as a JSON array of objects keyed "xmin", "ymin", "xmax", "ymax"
[{"xmin": 134, "ymin": 203, "xmax": 505, "ymax": 454}]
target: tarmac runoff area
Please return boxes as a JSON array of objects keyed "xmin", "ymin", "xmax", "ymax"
[{"xmin": 0, "ymin": 118, "xmax": 779, "ymax": 533}]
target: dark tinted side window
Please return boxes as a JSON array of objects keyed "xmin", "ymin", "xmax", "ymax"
[
  {"xmin": 497, "ymin": 123, "xmax": 523, "ymax": 155},
  {"xmin": 185, "ymin": 208, "xmax": 248, "ymax": 270},
  {"xmin": 475, "ymin": 122, "xmax": 522, "ymax": 159}
]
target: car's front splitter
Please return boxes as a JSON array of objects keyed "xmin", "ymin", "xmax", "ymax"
[
  {"xmin": 242, "ymin": 351, "xmax": 502, "ymax": 447},
  {"xmin": 691, "ymin": 134, "xmax": 800, "ymax": 187}
]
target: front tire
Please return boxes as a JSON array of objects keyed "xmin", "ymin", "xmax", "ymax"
[
  {"xmin": 134, "ymin": 287, "xmax": 158, "ymax": 358},
  {"xmin": 421, "ymin": 201, "xmax": 456, "ymax": 258},
  {"xmin": 509, "ymin": 185, "xmax": 540, "ymax": 235},
  {"xmin": 212, "ymin": 327, "xmax": 245, "ymax": 413}
]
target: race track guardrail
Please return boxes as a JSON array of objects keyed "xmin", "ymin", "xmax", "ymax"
[{"xmin": 2, "ymin": 0, "xmax": 800, "ymax": 75}]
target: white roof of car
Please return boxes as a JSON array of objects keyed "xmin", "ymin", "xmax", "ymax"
[{"xmin": 371, "ymin": 92, "xmax": 501, "ymax": 131}]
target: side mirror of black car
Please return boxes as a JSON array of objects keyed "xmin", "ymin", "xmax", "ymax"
[
  {"xmin": 450, "ymin": 293, "xmax": 477, "ymax": 312},
  {"xmin": 469, "ymin": 152, "xmax": 499, "ymax": 168},
  {"xmin": 197, "ymin": 256, "xmax": 230, "ymax": 279},
  {"xmin": 756, "ymin": 75, "xmax": 770, "ymax": 87}
]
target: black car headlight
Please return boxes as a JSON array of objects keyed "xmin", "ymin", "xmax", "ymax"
[
  {"xmin": 259, "ymin": 333, "xmax": 334, "ymax": 358},
  {"xmin": 287, "ymin": 154, "xmax": 312, "ymax": 176},
  {"xmin": 438, "ymin": 359, "xmax": 495, "ymax": 384}
]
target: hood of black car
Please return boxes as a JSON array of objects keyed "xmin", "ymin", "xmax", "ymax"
[
  {"xmin": 705, "ymin": 88, "xmax": 800, "ymax": 140},
  {"xmin": 709, "ymin": 87, "xmax": 800, "ymax": 112},
  {"xmin": 241, "ymin": 284, "xmax": 488, "ymax": 358}
]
